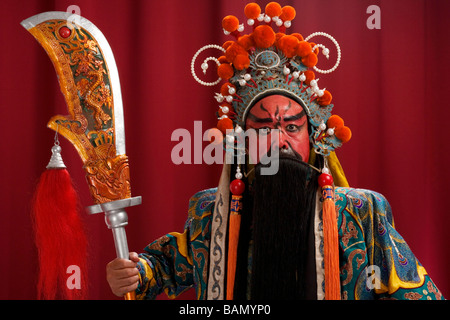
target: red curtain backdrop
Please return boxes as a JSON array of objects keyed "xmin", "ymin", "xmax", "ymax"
[{"xmin": 1, "ymin": 0, "xmax": 449, "ymax": 300}]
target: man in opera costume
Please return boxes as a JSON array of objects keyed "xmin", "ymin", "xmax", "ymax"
[{"xmin": 106, "ymin": 2, "xmax": 444, "ymax": 300}]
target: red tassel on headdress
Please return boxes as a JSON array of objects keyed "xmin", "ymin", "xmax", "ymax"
[
  {"xmin": 318, "ymin": 172, "xmax": 341, "ymax": 300},
  {"xmin": 31, "ymin": 142, "xmax": 88, "ymax": 300},
  {"xmin": 226, "ymin": 177, "xmax": 245, "ymax": 300}
]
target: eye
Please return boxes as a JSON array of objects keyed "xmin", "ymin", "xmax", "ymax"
[
  {"xmin": 285, "ymin": 124, "xmax": 299, "ymax": 132},
  {"xmin": 258, "ymin": 127, "xmax": 271, "ymax": 135}
]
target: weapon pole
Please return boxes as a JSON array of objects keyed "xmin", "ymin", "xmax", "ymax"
[{"xmin": 87, "ymin": 196, "xmax": 142, "ymax": 300}]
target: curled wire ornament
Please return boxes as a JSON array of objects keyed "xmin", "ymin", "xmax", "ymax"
[
  {"xmin": 54, "ymin": 123, "xmax": 60, "ymax": 146},
  {"xmin": 304, "ymin": 32, "xmax": 341, "ymax": 74},
  {"xmin": 191, "ymin": 44, "xmax": 226, "ymax": 86}
]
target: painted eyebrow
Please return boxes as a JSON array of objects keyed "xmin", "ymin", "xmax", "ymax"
[
  {"xmin": 247, "ymin": 112, "xmax": 273, "ymax": 123},
  {"xmin": 283, "ymin": 110, "xmax": 306, "ymax": 122}
]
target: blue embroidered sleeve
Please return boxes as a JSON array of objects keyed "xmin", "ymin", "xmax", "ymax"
[
  {"xmin": 134, "ymin": 188, "xmax": 215, "ymax": 300},
  {"xmin": 336, "ymin": 188, "xmax": 444, "ymax": 300}
]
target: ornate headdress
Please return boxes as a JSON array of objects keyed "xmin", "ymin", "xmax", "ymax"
[
  {"xmin": 191, "ymin": 2, "xmax": 352, "ymax": 157},
  {"xmin": 192, "ymin": 2, "xmax": 349, "ymax": 300}
]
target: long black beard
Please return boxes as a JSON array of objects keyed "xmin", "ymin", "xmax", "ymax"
[{"xmin": 233, "ymin": 156, "xmax": 319, "ymax": 300}]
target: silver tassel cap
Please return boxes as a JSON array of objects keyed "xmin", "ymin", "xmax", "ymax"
[{"xmin": 46, "ymin": 145, "xmax": 66, "ymax": 169}]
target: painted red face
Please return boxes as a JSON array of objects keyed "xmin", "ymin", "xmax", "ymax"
[{"xmin": 245, "ymin": 95, "xmax": 310, "ymax": 163}]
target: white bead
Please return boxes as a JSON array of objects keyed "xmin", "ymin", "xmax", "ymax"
[
  {"xmin": 322, "ymin": 47, "xmax": 330, "ymax": 58},
  {"xmin": 221, "ymin": 106, "xmax": 229, "ymax": 114},
  {"xmin": 310, "ymin": 79, "xmax": 317, "ymax": 87},
  {"xmin": 283, "ymin": 66, "xmax": 290, "ymax": 75},
  {"xmin": 299, "ymin": 73, "xmax": 306, "ymax": 82},
  {"xmin": 225, "ymin": 95, "xmax": 233, "ymax": 103},
  {"xmin": 276, "ymin": 19, "xmax": 283, "ymax": 27},
  {"xmin": 322, "ymin": 167, "xmax": 330, "ymax": 174},
  {"xmin": 239, "ymin": 79, "xmax": 246, "ymax": 86},
  {"xmin": 235, "ymin": 172, "xmax": 243, "ymax": 179},
  {"xmin": 215, "ymin": 93, "xmax": 224, "ymax": 102},
  {"xmin": 247, "ymin": 19, "xmax": 255, "ymax": 26},
  {"xmin": 257, "ymin": 14, "xmax": 265, "ymax": 22},
  {"xmin": 319, "ymin": 122, "xmax": 326, "ymax": 131},
  {"xmin": 243, "ymin": 73, "xmax": 251, "ymax": 81},
  {"xmin": 264, "ymin": 15, "xmax": 271, "ymax": 23},
  {"xmin": 228, "ymin": 86, "xmax": 236, "ymax": 95},
  {"xmin": 284, "ymin": 20, "xmax": 291, "ymax": 28},
  {"xmin": 235, "ymin": 125, "xmax": 243, "ymax": 133},
  {"xmin": 223, "ymin": 29, "xmax": 230, "ymax": 35},
  {"xmin": 292, "ymin": 71, "xmax": 299, "ymax": 78},
  {"xmin": 327, "ymin": 128, "xmax": 335, "ymax": 136},
  {"xmin": 238, "ymin": 24, "xmax": 244, "ymax": 32},
  {"xmin": 317, "ymin": 89, "xmax": 324, "ymax": 97},
  {"xmin": 226, "ymin": 135, "xmax": 235, "ymax": 143}
]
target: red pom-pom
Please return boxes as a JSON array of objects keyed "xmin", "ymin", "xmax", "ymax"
[
  {"xmin": 296, "ymin": 41, "xmax": 312, "ymax": 57},
  {"xmin": 237, "ymin": 34, "xmax": 255, "ymax": 50},
  {"xmin": 223, "ymin": 15, "xmax": 239, "ymax": 32},
  {"xmin": 318, "ymin": 173, "xmax": 334, "ymax": 187},
  {"xmin": 223, "ymin": 41, "xmax": 234, "ymax": 50},
  {"xmin": 230, "ymin": 179, "xmax": 245, "ymax": 195},
  {"xmin": 217, "ymin": 117, "xmax": 234, "ymax": 134},
  {"xmin": 218, "ymin": 102, "xmax": 234, "ymax": 117},
  {"xmin": 206, "ymin": 128, "xmax": 224, "ymax": 145},
  {"xmin": 220, "ymin": 82, "xmax": 236, "ymax": 95},
  {"xmin": 218, "ymin": 56, "xmax": 228, "ymax": 64},
  {"xmin": 302, "ymin": 52, "xmax": 318, "ymax": 68},
  {"xmin": 252, "ymin": 25, "xmax": 276, "ymax": 48},
  {"xmin": 275, "ymin": 32, "xmax": 285, "ymax": 42},
  {"xmin": 335, "ymin": 126, "xmax": 352, "ymax": 143},
  {"xmin": 278, "ymin": 35, "xmax": 299, "ymax": 58},
  {"xmin": 317, "ymin": 90, "xmax": 332, "ymax": 106},
  {"xmin": 244, "ymin": 3, "xmax": 261, "ymax": 19},
  {"xmin": 233, "ymin": 54, "xmax": 250, "ymax": 70},
  {"xmin": 326, "ymin": 115, "xmax": 344, "ymax": 129},
  {"xmin": 217, "ymin": 63, "xmax": 234, "ymax": 80},
  {"xmin": 303, "ymin": 70, "xmax": 315, "ymax": 85},
  {"xmin": 291, "ymin": 33, "xmax": 304, "ymax": 41},
  {"xmin": 225, "ymin": 42, "xmax": 248, "ymax": 62},
  {"xmin": 265, "ymin": 2, "xmax": 282, "ymax": 17},
  {"xmin": 280, "ymin": 6, "xmax": 296, "ymax": 21}
]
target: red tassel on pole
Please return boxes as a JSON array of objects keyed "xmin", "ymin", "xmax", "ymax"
[
  {"xmin": 319, "ymin": 172, "xmax": 341, "ymax": 300},
  {"xmin": 31, "ymin": 143, "xmax": 88, "ymax": 299}
]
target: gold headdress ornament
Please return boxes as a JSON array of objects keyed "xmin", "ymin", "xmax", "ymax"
[{"xmin": 192, "ymin": 2, "xmax": 349, "ymax": 300}]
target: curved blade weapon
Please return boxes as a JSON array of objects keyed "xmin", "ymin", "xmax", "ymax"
[{"xmin": 22, "ymin": 12, "xmax": 141, "ymax": 300}]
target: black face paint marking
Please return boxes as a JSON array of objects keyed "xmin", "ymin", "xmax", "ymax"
[
  {"xmin": 275, "ymin": 105, "xmax": 281, "ymax": 122},
  {"xmin": 284, "ymin": 100, "xmax": 292, "ymax": 112},
  {"xmin": 283, "ymin": 110, "xmax": 306, "ymax": 122},
  {"xmin": 259, "ymin": 102, "xmax": 272, "ymax": 118},
  {"xmin": 247, "ymin": 112, "xmax": 273, "ymax": 123}
]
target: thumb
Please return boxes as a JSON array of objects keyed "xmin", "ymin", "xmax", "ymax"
[{"xmin": 129, "ymin": 252, "xmax": 140, "ymax": 263}]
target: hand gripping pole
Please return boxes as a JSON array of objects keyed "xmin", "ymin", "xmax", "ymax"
[{"xmin": 86, "ymin": 196, "xmax": 142, "ymax": 300}]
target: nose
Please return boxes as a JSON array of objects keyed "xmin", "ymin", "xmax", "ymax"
[{"xmin": 278, "ymin": 130, "xmax": 289, "ymax": 150}]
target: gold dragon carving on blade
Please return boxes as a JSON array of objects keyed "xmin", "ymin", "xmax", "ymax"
[{"xmin": 31, "ymin": 20, "xmax": 131, "ymax": 204}]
